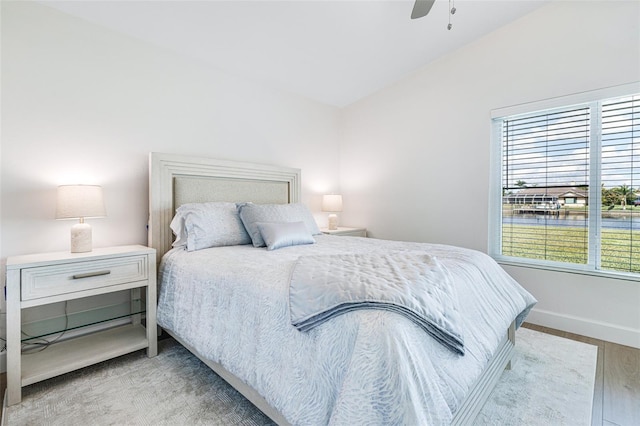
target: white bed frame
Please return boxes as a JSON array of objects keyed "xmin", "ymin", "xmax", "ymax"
[{"xmin": 148, "ymin": 152, "xmax": 515, "ymax": 426}]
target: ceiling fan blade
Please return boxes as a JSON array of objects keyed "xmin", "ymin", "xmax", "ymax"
[{"xmin": 411, "ymin": 0, "xmax": 436, "ymax": 19}]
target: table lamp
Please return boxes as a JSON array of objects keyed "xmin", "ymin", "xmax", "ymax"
[
  {"xmin": 56, "ymin": 185, "xmax": 106, "ymax": 253},
  {"xmin": 322, "ymin": 194, "xmax": 343, "ymax": 231}
]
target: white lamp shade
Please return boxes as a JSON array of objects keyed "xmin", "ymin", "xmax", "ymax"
[
  {"xmin": 322, "ymin": 194, "xmax": 343, "ymax": 212},
  {"xmin": 56, "ymin": 185, "xmax": 106, "ymax": 219}
]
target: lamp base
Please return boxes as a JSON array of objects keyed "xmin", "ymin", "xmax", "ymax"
[
  {"xmin": 70, "ymin": 222, "xmax": 92, "ymax": 253},
  {"xmin": 328, "ymin": 213, "xmax": 338, "ymax": 231}
]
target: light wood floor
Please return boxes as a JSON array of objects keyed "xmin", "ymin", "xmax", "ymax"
[{"xmin": 0, "ymin": 325, "xmax": 638, "ymax": 424}]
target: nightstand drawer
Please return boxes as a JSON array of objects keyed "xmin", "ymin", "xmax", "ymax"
[{"xmin": 21, "ymin": 255, "xmax": 149, "ymax": 301}]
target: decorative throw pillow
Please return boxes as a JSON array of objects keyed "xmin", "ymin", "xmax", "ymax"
[
  {"xmin": 257, "ymin": 221, "xmax": 316, "ymax": 251},
  {"xmin": 237, "ymin": 203, "xmax": 321, "ymax": 247}
]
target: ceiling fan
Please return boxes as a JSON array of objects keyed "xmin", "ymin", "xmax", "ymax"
[
  {"xmin": 410, "ymin": 0, "xmax": 436, "ymax": 19},
  {"xmin": 411, "ymin": 0, "xmax": 457, "ymax": 30}
]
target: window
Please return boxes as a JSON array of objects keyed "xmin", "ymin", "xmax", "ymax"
[{"xmin": 490, "ymin": 84, "xmax": 640, "ymax": 278}]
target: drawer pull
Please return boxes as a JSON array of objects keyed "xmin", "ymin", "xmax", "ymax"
[{"xmin": 72, "ymin": 270, "xmax": 111, "ymax": 279}]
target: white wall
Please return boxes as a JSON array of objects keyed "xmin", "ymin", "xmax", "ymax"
[
  {"xmin": 0, "ymin": 1, "xmax": 341, "ymax": 357},
  {"xmin": 1, "ymin": 1, "xmax": 341, "ymax": 259},
  {"xmin": 340, "ymin": 1, "xmax": 640, "ymax": 348}
]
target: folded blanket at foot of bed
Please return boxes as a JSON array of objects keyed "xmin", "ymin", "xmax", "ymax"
[{"xmin": 288, "ymin": 251, "xmax": 465, "ymax": 355}]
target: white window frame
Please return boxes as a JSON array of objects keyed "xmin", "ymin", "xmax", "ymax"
[{"xmin": 489, "ymin": 82, "xmax": 640, "ymax": 282}]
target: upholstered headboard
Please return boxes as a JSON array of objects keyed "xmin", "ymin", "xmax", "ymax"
[{"xmin": 148, "ymin": 152, "xmax": 301, "ymax": 263}]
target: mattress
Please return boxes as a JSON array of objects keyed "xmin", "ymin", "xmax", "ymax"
[{"xmin": 157, "ymin": 235, "xmax": 536, "ymax": 425}]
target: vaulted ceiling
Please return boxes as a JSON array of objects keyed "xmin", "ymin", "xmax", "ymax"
[{"xmin": 44, "ymin": 0, "xmax": 549, "ymax": 107}]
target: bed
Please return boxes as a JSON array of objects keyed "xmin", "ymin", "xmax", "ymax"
[{"xmin": 148, "ymin": 152, "xmax": 536, "ymax": 425}]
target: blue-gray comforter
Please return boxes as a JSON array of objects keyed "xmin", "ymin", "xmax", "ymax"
[{"xmin": 157, "ymin": 235, "xmax": 536, "ymax": 425}]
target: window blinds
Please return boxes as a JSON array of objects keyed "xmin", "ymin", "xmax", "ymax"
[
  {"xmin": 601, "ymin": 95, "xmax": 640, "ymax": 272},
  {"xmin": 491, "ymin": 85, "xmax": 640, "ymax": 277},
  {"xmin": 501, "ymin": 106, "xmax": 590, "ymax": 265}
]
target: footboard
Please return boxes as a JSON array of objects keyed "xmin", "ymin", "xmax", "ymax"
[{"xmin": 451, "ymin": 321, "xmax": 516, "ymax": 425}]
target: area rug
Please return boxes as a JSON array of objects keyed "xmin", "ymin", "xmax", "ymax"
[
  {"xmin": 474, "ymin": 327, "xmax": 597, "ymax": 425},
  {"xmin": 3, "ymin": 327, "xmax": 597, "ymax": 426}
]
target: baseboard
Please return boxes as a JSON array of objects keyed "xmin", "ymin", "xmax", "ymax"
[{"xmin": 527, "ymin": 308, "xmax": 640, "ymax": 349}]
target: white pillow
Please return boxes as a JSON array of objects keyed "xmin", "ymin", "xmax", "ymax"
[
  {"xmin": 237, "ymin": 203, "xmax": 321, "ymax": 247},
  {"xmin": 170, "ymin": 212, "xmax": 189, "ymax": 248},
  {"xmin": 257, "ymin": 221, "xmax": 316, "ymax": 251},
  {"xmin": 170, "ymin": 202, "xmax": 251, "ymax": 251}
]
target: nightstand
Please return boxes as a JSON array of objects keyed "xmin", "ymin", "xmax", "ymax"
[
  {"xmin": 5, "ymin": 245, "xmax": 157, "ymax": 406},
  {"xmin": 320, "ymin": 227, "xmax": 367, "ymax": 237}
]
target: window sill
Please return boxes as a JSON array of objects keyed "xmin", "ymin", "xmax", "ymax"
[{"xmin": 493, "ymin": 255, "xmax": 640, "ymax": 283}]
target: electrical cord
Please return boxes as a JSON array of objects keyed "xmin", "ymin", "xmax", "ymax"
[{"xmin": 21, "ymin": 301, "xmax": 69, "ymax": 354}]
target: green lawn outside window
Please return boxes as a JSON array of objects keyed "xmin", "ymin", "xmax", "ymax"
[{"xmin": 502, "ymin": 224, "xmax": 640, "ymax": 273}]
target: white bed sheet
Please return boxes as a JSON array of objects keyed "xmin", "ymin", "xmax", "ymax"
[{"xmin": 157, "ymin": 235, "xmax": 536, "ymax": 425}]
